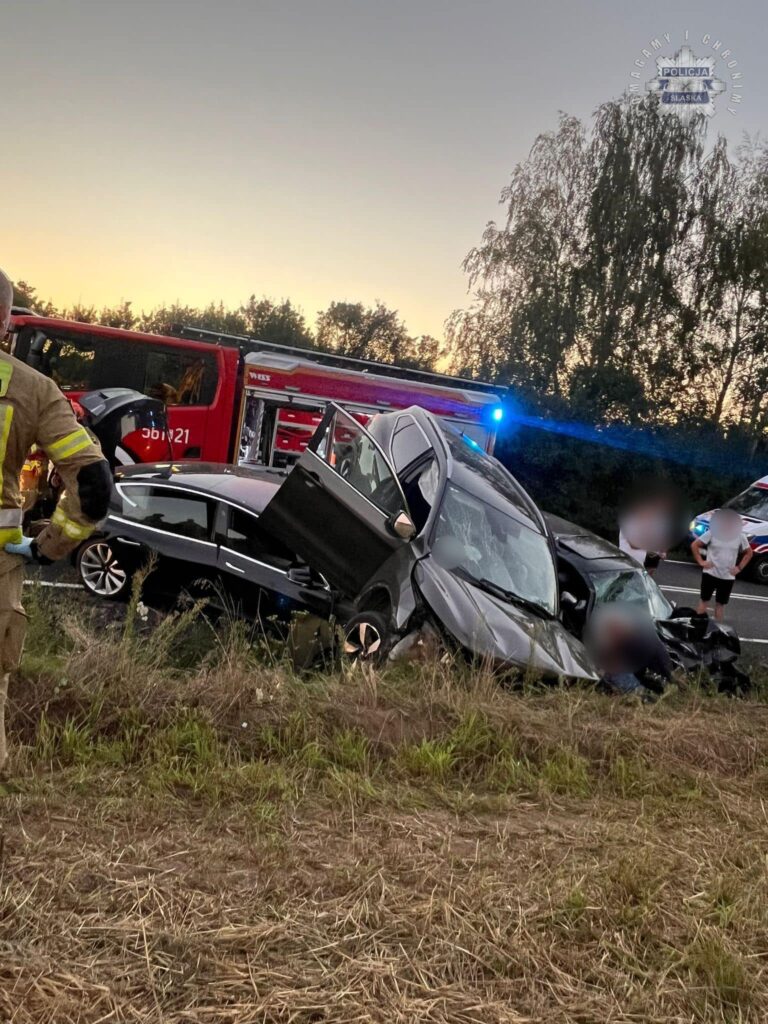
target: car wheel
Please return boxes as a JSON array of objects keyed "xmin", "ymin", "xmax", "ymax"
[
  {"xmin": 343, "ymin": 611, "xmax": 392, "ymax": 665},
  {"xmin": 77, "ymin": 539, "xmax": 131, "ymax": 600},
  {"xmin": 751, "ymin": 555, "xmax": 768, "ymax": 585}
]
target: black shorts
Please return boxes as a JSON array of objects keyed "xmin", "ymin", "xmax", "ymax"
[
  {"xmin": 644, "ymin": 553, "xmax": 661, "ymax": 570},
  {"xmin": 700, "ymin": 574, "xmax": 734, "ymax": 605}
]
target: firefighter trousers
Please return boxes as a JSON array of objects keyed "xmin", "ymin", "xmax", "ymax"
[{"xmin": 0, "ymin": 560, "xmax": 26, "ymax": 771}]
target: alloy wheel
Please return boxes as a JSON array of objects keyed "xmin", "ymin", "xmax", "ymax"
[
  {"xmin": 79, "ymin": 542, "xmax": 128, "ymax": 597},
  {"xmin": 343, "ymin": 619, "xmax": 383, "ymax": 661}
]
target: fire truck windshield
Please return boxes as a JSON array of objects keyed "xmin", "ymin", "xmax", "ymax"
[{"xmin": 20, "ymin": 327, "xmax": 217, "ymax": 407}]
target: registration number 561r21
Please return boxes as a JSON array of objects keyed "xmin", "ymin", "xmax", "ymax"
[{"xmin": 140, "ymin": 427, "xmax": 191, "ymax": 444}]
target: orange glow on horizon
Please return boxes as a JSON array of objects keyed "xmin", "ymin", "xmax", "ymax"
[{"xmin": 6, "ymin": 227, "xmax": 461, "ymax": 343}]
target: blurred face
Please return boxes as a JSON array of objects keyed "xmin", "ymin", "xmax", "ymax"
[
  {"xmin": 619, "ymin": 485, "xmax": 687, "ymax": 553},
  {"xmin": 620, "ymin": 499, "xmax": 671, "ymax": 551},
  {"xmin": 711, "ymin": 508, "xmax": 742, "ymax": 541}
]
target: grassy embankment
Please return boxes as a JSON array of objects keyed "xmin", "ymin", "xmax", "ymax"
[{"xmin": 1, "ymin": 584, "xmax": 768, "ymax": 1023}]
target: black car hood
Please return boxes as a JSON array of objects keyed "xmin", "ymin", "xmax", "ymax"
[{"xmin": 414, "ymin": 558, "xmax": 598, "ymax": 681}]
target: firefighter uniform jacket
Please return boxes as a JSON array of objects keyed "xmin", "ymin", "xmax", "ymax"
[{"xmin": 0, "ymin": 351, "xmax": 110, "ymax": 567}]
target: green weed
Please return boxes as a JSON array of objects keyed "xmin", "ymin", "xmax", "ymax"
[
  {"xmin": 150, "ymin": 714, "xmax": 221, "ymax": 770},
  {"xmin": 606, "ymin": 753, "xmax": 657, "ymax": 797},
  {"xmin": 540, "ymin": 747, "xmax": 592, "ymax": 797},
  {"xmin": 485, "ymin": 750, "xmax": 534, "ymax": 792},
  {"xmin": 398, "ymin": 738, "xmax": 457, "ymax": 782},
  {"xmin": 325, "ymin": 727, "xmax": 371, "ymax": 772},
  {"xmin": 685, "ymin": 933, "xmax": 753, "ymax": 1012}
]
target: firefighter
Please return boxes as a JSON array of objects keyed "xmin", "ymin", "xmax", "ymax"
[{"xmin": 0, "ymin": 269, "xmax": 111, "ymax": 771}]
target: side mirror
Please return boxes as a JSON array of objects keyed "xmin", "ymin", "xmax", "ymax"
[{"xmin": 390, "ymin": 511, "xmax": 416, "ymax": 540}]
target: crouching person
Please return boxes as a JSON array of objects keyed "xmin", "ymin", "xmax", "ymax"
[{"xmin": 0, "ymin": 268, "xmax": 111, "ymax": 771}]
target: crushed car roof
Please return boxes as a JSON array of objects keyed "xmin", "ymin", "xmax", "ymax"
[{"xmin": 545, "ymin": 513, "xmax": 639, "ymax": 564}]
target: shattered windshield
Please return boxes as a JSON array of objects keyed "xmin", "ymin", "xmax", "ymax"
[
  {"xmin": 432, "ymin": 482, "xmax": 558, "ymax": 616},
  {"xmin": 590, "ymin": 569, "xmax": 672, "ymax": 620},
  {"xmin": 725, "ymin": 486, "xmax": 768, "ymax": 520}
]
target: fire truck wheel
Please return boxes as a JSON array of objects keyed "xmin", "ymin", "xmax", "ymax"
[
  {"xmin": 342, "ymin": 611, "xmax": 392, "ymax": 665},
  {"xmin": 77, "ymin": 539, "xmax": 131, "ymax": 600}
]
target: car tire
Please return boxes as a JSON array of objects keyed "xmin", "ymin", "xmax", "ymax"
[
  {"xmin": 750, "ymin": 555, "xmax": 768, "ymax": 585},
  {"xmin": 342, "ymin": 611, "xmax": 392, "ymax": 665},
  {"xmin": 77, "ymin": 538, "xmax": 132, "ymax": 600}
]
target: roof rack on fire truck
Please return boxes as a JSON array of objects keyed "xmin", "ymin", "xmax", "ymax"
[{"xmin": 171, "ymin": 324, "xmax": 508, "ymax": 399}]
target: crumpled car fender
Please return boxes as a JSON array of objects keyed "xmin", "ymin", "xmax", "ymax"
[{"xmin": 413, "ymin": 558, "xmax": 598, "ymax": 680}]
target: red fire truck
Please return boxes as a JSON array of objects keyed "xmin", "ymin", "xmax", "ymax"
[{"xmin": 5, "ymin": 313, "xmax": 507, "ymax": 466}]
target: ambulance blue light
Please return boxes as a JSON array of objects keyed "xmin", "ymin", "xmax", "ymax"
[{"xmin": 492, "ymin": 406, "xmax": 504, "ymax": 422}]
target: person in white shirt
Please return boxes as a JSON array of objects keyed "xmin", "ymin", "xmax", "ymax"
[
  {"xmin": 618, "ymin": 529, "xmax": 646, "ymax": 566},
  {"xmin": 692, "ymin": 508, "xmax": 753, "ymax": 621}
]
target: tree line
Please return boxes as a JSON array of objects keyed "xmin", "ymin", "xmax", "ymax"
[
  {"xmin": 442, "ymin": 96, "xmax": 768, "ymax": 533},
  {"xmin": 11, "ymin": 283, "xmax": 442, "ymax": 374},
  {"xmin": 447, "ymin": 97, "xmax": 768, "ymax": 453}
]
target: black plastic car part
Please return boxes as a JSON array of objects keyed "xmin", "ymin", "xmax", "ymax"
[{"xmin": 78, "ymin": 388, "xmax": 173, "ymax": 468}]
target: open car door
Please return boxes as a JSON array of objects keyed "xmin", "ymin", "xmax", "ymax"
[{"xmin": 257, "ymin": 404, "xmax": 417, "ymax": 597}]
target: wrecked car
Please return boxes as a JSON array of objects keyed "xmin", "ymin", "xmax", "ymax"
[
  {"xmin": 546, "ymin": 513, "xmax": 674, "ymax": 631},
  {"xmin": 256, "ymin": 403, "xmax": 597, "ymax": 680},
  {"xmin": 76, "ymin": 463, "xmax": 334, "ymax": 623},
  {"xmin": 546, "ymin": 514, "xmax": 750, "ymax": 694},
  {"xmin": 77, "ymin": 404, "xmax": 597, "ymax": 680}
]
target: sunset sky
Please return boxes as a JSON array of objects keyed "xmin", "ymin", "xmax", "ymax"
[{"xmin": 4, "ymin": 0, "xmax": 765, "ymax": 339}]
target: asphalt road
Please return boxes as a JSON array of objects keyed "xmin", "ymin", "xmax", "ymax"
[
  {"xmin": 655, "ymin": 559, "xmax": 768, "ymax": 657},
  {"xmin": 29, "ymin": 555, "xmax": 768, "ymax": 661}
]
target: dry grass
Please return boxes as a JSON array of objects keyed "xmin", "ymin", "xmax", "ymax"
[{"xmin": 1, "ymin": 586, "xmax": 768, "ymax": 1022}]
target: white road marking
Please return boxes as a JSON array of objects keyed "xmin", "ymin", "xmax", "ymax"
[
  {"xmin": 660, "ymin": 585, "xmax": 768, "ymax": 603},
  {"xmin": 23, "ymin": 580, "xmax": 82, "ymax": 590},
  {"xmin": 741, "ymin": 638, "xmax": 768, "ymax": 645}
]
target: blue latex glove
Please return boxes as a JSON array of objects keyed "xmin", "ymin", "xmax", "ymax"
[{"xmin": 4, "ymin": 536, "xmax": 35, "ymax": 560}]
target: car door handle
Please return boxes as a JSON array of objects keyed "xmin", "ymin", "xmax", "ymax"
[{"xmin": 225, "ymin": 561, "xmax": 246, "ymax": 574}]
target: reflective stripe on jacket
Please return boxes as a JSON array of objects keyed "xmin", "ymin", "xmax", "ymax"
[{"xmin": 0, "ymin": 352, "xmax": 108, "ymax": 568}]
